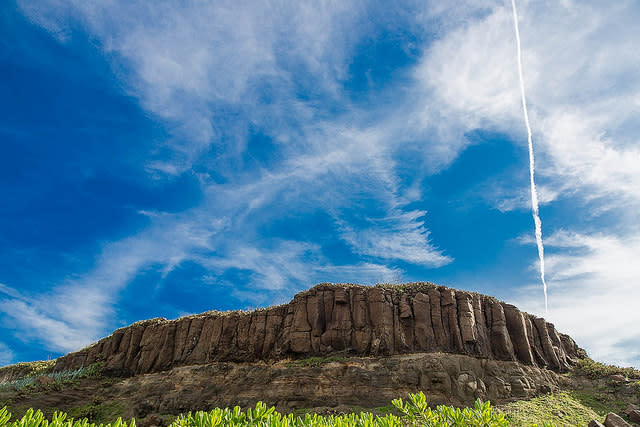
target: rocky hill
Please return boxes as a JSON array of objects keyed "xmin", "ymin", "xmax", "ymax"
[
  {"xmin": 55, "ymin": 282, "xmax": 583, "ymax": 376},
  {"xmin": 5, "ymin": 282, "xmax": 614, "ymax": 426}
]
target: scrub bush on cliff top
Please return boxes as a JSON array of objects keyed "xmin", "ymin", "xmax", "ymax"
[{"xmin": 1, "ymin": 393, "xmax": 510, "ymax": 427}]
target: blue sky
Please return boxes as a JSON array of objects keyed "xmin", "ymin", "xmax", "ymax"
[{"xmin": 1, "ymin": 0, "xmax": 639, "ymax": 368}]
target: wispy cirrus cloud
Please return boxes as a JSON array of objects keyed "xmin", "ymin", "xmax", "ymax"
[
  {"xmin": 0, "ymin": 342, "xmax": 13, "ymax": 366},
  {"xmin": 0, "ymin": 210, "xmax": 225, "ymax": 352},
  {"xmin": 412, "ymin": 0, "xmax": 640, "ymax": 367},
  {"xmin": 512, "ymin": 230, "xmax": 640, "ymax": 368}
]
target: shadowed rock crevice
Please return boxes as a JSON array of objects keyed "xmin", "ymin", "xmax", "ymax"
[{"xmin": 54, "ymin": 283, "xmax": 584, "ymax": 376}]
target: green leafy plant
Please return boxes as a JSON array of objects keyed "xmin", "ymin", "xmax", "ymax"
[
  {"xmin": 0, "ymin": 393, "xmax": 551, "ymax": 427},
  {"xmin": 0, "ymin": 407, "xmax": 135, "ymax": 427},
  {"xmin": 391, "ymin": 392, "xmax": 508, "ymax": 426}
]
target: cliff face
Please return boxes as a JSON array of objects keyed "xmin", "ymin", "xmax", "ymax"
[
  {"xmin": 7, "ymin": 353, "xmax": 576, "ymax": 426},
  {"xmin": 54, "ymin": 283, "xmax": 584, "ymax": 376}
]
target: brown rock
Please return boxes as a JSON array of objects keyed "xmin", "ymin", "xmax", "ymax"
[
  {"xmin": 609, "ymin": 374, "xmax": 627, "ymax": 382},
  {"xmin": 413, "ymin": 292, "xmax": 436, "ymax": 351},
  {"xmin": 441, "ymin": 289, "xmax": 463, "ymax": 352},
  {"xmin": 368, "ymin": 288, "xmax": 394, "ymax": 354},
  {"xmin": 208, "ymin": 316, "xmax": 224, "ymax": 359},
  {"xmin": 624, "ymin": 404, "xmax": 639, "ymax": 416},
  {"xmin": 628, "ymin": 409, "xmax": 640, "ymax": 423},
  {"xmin": 172, "ymin": 318, "xmax": 191, "ymax": 363},
  {"xmin": 35, "ymin": 376, "xmax": 55, "ymax": 387},
  {"xmin": 589, "ymin": 420, "xmax": 605, "ymax": 427},
  {"xmin": 533, "ymin": 318, "xmax": 561, "ymax": 370},
  {"xmin": 471, "ymin": 294, "xmax": 491, "ymax": 357},
  {"xmin": 456, "ymin": 292, "xmax": 476, "ymax": 350},
  {"xmin": 604, "ymin": 412, "xmax": 631, "ymax": 427},
  {"xmin": 307, "ymin": 293, "xmax": 325, "ymax": 348},
  {"xmin": 136, "ymin": 322, "xmax": 164, "ymax": 374},
  {"xmin": 219, "ymin": 314, "xmax": 239, "ymax": 355},
  {"xmin": 428, "ymin": 288, "xmax": 447, "ymax": 349},
  {"xmin": 51, "ymin": 283, "xmax": 584, "ymax": 377},
  {"xmin": 236, "ymin": 315, "xmax": 252, "ymax": 353},
  {"xmin": 325, "ymin": 291, "xmax": 352, "ymax": 350},
  {"xmin": 503, "ymin": 304, "xmax": 535, "ymax": 365},
  {"xmin": 350, "ymin": 287, "xmax": 371, "ymax": 353},
  {"xmin": 11, "ymin": 352, "xmax": 570, "ymax": 427},
  {"xmin": 153, "ymin": 323, "xmax": 177, "ymax": 371},
  {"xmin": 290, "ymin": 331, "xmax": 311, "ymax": 353},
  {"xmin": 394, "ymin": 293, "xmax": 413, "ymax": 352},
  {"xmin": 248, "ymin": 313, "xmax": 266, "ymax": 357},
  {"xmin": 262, "ymin": 309, "xmax": 284, "ymax": 355},
  {"xmin": 334, "ymin": 287, "xmax": 348, "ymax": 304},
  {"xmin": 186, "ymin": 316, "xmax": 213, "ymax": 365},
  {"xmin": 399, "ymin": 294, "xmax": 413, "ymax": 319},
  {"xmin": 488, "ymin": 301, "xmax": 515, "ymax": 361},
  {"xmin": 525, "ymin": 316, "xmax": 548, "ymax": 366}
]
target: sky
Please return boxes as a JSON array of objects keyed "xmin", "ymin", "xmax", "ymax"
[{"xmin": 0, "ymin": 0, "xmax": 639, "ymax": 369}]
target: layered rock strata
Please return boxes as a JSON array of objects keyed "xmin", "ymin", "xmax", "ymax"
[
  {"xmin": 7, "ymin": 353, "xmax": 571, "ymax": 427},
  {"xmin": 54, "ymin": 283, "xmax": 584, "ymax": 376}
]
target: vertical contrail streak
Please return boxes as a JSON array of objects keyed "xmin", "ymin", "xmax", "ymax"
[{"xmin": 510, "ymin": 0, "xmax": 548, "ymax": 314}]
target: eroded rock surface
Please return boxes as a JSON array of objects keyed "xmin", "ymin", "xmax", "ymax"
[
  {"xmin": 9, "ymin": 353, "xmax": 569, "ymax": 427},
  {"xmin": 54, "ymin": 283, "xmax": 584, "ymax": 376}
]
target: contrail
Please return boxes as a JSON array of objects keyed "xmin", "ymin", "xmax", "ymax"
[{"xmin": 510, "ymin": 0, "xmax": 548, "ymax": 314}]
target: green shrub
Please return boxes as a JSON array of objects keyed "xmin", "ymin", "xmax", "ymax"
[
  {"xmin": 0, "ymin": 406, "xmax": 134, "ymax": 427},
  {"xmin": 0, "ymin": 361, "xmax": 55, "ymax": 383},
  {"xmin": 392, "ymin": 392, "xmax": 508, "ymax": 426},
  {"xmin": 0, "ymin": 393, "xmax": 511, "ymax": 427},
  {"xmin": 574, "ymin": 358, "xmax": 640, "ymax": 380},
  {"xmin": 0, "ymin": 362, "xmax": 103, "ymax": 392}
]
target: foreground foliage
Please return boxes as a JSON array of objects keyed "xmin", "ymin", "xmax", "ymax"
[
  {"xmin": 0, "ymin": 407, "xmax": 135, "ymax": 427},
  {"xmin": 0, "ymin": 392, "xmax": 509, "ymax": 427}
]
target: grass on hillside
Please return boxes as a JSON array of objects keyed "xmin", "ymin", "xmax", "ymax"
[
  {"xmin": 499, "ymin": 392, "xmax": 602, "ymax": 426},
  {"xmin": 0, "ymin": 362, "xmax": 103, "ymax": 392},
  {"xmin": 573, "ymin": 358, "xmax": 640, "ymax": 381},
  {"xmin": 0, "ymin": 361, "xmax": 55, "ymax": 383}
]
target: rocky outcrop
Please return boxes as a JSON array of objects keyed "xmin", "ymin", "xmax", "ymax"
[
  {"xmin": 54, "ymin": 283, "xmax": 584, "ymax": 376},
  {"xmin": 604, "ymin": 412, "xmax": 632, "ymax": 427},
  {"xmin": 16, "ymin": 353, "xmax": 569, "ymax": 426}
]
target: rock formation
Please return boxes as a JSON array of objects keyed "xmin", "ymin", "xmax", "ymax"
[{"xmin": 54, "ymin": 283, "xmax": 584, "ymax": 376}]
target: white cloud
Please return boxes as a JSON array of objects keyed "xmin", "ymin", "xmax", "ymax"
[
  {"xmin": 418, "ymin": 1, "xmax": 640, "ymax": 209},
  {"xmin": 0, "ymin": 342, "xmax": 14, "ymax": 367},
  {"xmin": 493, "ymin": 184, "xmax": 560, "ymax": 213},
  {"xmin": 0, "ymin": 211, "xmax": 226, "ymax": 353},
  {"xmin": 420, "ymin": 8, "xmax": 520, "ymax": 126},
  {"xmin": 17, "ymin": 0, "xmax": 366, "ymax": 174},
  {"xmin": 338, "ymin": 209, "xmax": 451, "ymax": 267},
  {"xmin": 200, "ymin": 239, "xmax": 404, "ymax": 291},
  {"xmin": 412, "ymin": 1, "xmax": 640, "ymax": 367},
  {"xmin": 511, "ymin": 230, "xmax": 640, "ymax": 368},
  {"xmin": 541, "ymin": 112, "xmax": 640, "ymax": 206}
]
